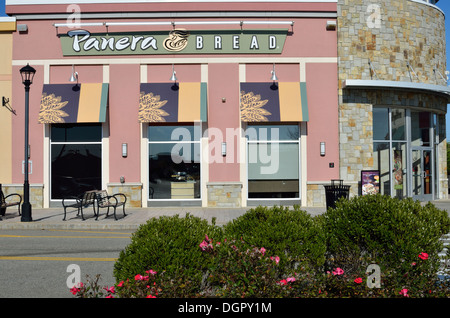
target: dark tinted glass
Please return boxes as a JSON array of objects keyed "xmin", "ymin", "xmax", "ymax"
[
  {"xmin": 51, "ymin": 124, "xmax": 102, "ymax": 142},
  {"xmin": 51, "ymin": 144, "xmax": 101, "ymax": 199}
]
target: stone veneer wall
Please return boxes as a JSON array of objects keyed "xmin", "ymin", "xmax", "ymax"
[
  {"xmin": 338, "ymin": 0, "xmax": 448, "ymax": 199},
  {"xmin": 1, "ymin": 184, "xmax": 44, "ymax": 208},
  {"xmin": 107, "ymin": 183, "xmax": 142, "ymax": 208},
  {"xmin": 206, "ymin": 182, "xmax": 242, "ymax": 208}
]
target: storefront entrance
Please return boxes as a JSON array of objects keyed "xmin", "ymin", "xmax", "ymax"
[
  {"xmin": 373, "ymin": 108, "xmax": 441, "ymax": 201},
  {"xmin": 412, "ymin": 147, "xmax": 434, "ymax": 201}
]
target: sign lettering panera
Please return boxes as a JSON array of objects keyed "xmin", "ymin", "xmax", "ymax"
[{"xmin": 60, "ymin": 29, "xmax": 288, "ymax": 56}]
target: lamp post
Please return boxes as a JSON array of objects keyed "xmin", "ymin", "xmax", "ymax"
[{"xmin": 20, "ymin": 64, "xmax": 36, "ymax": 222}]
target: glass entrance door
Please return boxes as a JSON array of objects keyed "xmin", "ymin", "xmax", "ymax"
[{"xmin": 412, "ymin": 148, "xmax": 433, "ymax": 201}]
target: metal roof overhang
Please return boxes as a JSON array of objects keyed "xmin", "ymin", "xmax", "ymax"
[{"xmin": 343, "ymin": 79, "xmax": 450, "ymax": 102}]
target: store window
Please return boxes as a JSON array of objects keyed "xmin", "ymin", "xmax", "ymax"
[
  {"xmin": 373, "ymin": 107, "xmax": 437, "ymax": 200},
  {"xmin": 373, "ymin": 108, "xmax": 407, "ymax": 198},
  {"xmin": 50, "ymin": 124, "xmax": 102, "ymax": 199},
  {"xmin": 246, "ymin": 124, "xmax": 300, "ymax": 199},
  {"xmin": 148, "ymin": 124, "xmax": 201, "ymax": 200}
]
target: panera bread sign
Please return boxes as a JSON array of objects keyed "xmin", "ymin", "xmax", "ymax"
[{"xmin": 60, "ymin": 29, "xmax": 288, "ymax": 56}]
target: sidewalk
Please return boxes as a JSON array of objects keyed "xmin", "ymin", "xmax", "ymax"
[
  {"xmin": 0, "ymin": 205, "xmax": 327, "ymax": 230},
  {"xmin": 1, "ymin": 200, "xmax": 449, "ymax": 231}
]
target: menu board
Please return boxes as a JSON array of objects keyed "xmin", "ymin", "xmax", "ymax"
[{"xmin": 361, "ymin": 170, "xmax": 380, "ymax": 195}]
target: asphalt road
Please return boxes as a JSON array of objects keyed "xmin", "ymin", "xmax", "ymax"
[{"xmin": 0, "ymin": 228, "xmax": 133, "ymax": 298}]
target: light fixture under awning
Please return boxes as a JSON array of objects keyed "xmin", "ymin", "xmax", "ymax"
[
  {"xmin": 39, "ymin": 83, "xmax": 108, "ymax": 124},
  {"xmin": 139, "ymin": 82, "xmax": 207, "ymax": 123},
  {"xmin": 240, "ymin": 82, "xmax": 309, "ymax": 122}
]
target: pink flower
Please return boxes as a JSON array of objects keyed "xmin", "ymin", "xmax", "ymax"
[
  {"xmin": 104, "ymin": 286, "xmax": 115, "ymax": 294},
  {"xmin": 146, "ymin": 294, "xmax": 157, "ymax": 298},
  {"xmin": 69, "ymin": 282, "xmax": 83, "ymax": 295},
  {"xmin": 199, "ymin": 235, "xmax": 213, "ymax": 251},
  {"xmin": 286, "ymin": 277, "xmax": 296, "ymax": 283},
  {"xmin": 117, "ymin": 281, "xmax": 125, "ymax": 287},
  {"xmin": 270, "ymin": 256, "xmax": 280, "ymax": 264},
  {"xmin": 418, "ymin": 252, "xmax": 428, "ymax": 260},
  {"xmin": 354, "ymin": 277, "xmax": 363, "ymax": 284},
  {"xmin": 135, "ymin": 274, "xmax": 149, "ymax": 281},
  {"xmin": 399, "ymin": 289, "xmax": 409, "ymax": 297},
  {"xmin": 260, "ymin": 247, "xmax": 266, "ymax": 256},
  {"xmin": 199, "ymin": 240, "xmax": 208, "ymax": 250},
  {"xmin": 411, "ymin": 262, "xmax": 416, "ymax": 266},
  {"xmin": 70, "ymin": 286, "xmax": 80, "ymax": 295},
  {"xmin": 332, "ymin": 268, "xmax": 344, "ymax": 276},
  {"xmin": 278, "ymin": 279, "xmax": 288, "ymax": 285},
  {"xmin": 146, "ymin": 269, "xmax": 157, "ymax": 275}
]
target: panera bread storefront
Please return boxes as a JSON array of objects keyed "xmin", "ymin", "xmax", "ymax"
[{"xmin": 3, "ymin": 0, "xmax": 339, "ymax": 209}]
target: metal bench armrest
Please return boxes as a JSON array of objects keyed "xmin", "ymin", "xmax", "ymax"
[
  {"xmin": 62, "ymin": 196, "xmax": 81, "ymax": 207},
  {"xmin": 4, "ymin": 193, "xmax": 22, "ymax": 203},
  {"xmin": 112, "ymin": 193, "xmax": 127, "ymax": 204}
]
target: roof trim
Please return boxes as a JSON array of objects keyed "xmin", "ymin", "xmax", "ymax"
[
  {"xmin": 343, "ymin": 79, "xmax": 450, "ymax": 101},
  {"xmin": 6, "ymin": 0, "xmax": 337, "ymax": 3}
]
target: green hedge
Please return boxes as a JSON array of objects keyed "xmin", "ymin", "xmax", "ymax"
[
  {"xmin": 323, "ymin": 194, "xmax": 450, "ymax": 274},
  {"xmin": 223, "ymin": 205, "xmax": 326, "ymax": 271},
  {"xmin": 110, "ymin": 195, "xmax": 450, "ymax": 297},
  {"xmin": 113, "ymin": 213, "xmax": 223, "ymax": 285}
]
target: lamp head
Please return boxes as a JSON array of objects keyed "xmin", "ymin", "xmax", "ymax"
[{"xmin": 20, "ymin": 64, "xmax": 36, "ymax": 87}]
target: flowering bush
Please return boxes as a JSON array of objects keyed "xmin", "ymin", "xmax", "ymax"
[
  {"xmin": 224, "ymin": 205, "xmax": 326, "ymax": 271},
  {"xmin": 69, "ymin": 274, "xmax": 116, "ymax": 298},
  {"xmin": 72, "ymin": 199, "xmax": 450, "ymax": 298},
  {"xmin": 113, "ymin": 213, "xmax": 224, "ymax": 289},
  {"xmin": 72, "ymin": 244, "xmax": 450, "ymax": 298},
  {"xmin": 323, "ymin": 195, "xmax": 450, "ymax": 277},
  {"xmin": 199, "ymin": 236, "xmax": 285, "ymax": 297}
]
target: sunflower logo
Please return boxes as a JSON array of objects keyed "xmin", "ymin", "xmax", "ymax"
[
  {"xmin": 240, "ymin": 90, "xmax": 271, "ymax": 122},
  {"xmin": 138, "ymin": 92, "xmax": 169, "ymax": 122},
  {"xmin": 38, "ymin": 93, "xmax": 69, "ymax": 123}
]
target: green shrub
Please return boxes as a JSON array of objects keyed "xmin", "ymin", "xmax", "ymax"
[
  {"xmin": 113, "ymin": 213, "xmax": 223, "ymax": 288},
  {"xmin": 102, "ymin": 199, "xmax": 450, "ymax": 298},
  {"xmin": 323, "ymin": 194, "xmax": 450, "ymax": 277},
  {"xmin": 223, "ymin": 205, "xmax": 327, "ymax": 271}
]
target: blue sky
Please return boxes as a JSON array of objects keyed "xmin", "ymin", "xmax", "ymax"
[{"xmin": 1, "ymin": 0, "xmax": 450, "ymax": 135}]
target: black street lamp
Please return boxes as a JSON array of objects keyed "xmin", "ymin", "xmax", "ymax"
[{"xmin": 20, "ymin": 63, "xmax": 36, "ymax": 222}]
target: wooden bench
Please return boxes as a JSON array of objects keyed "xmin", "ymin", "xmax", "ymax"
[
  {"xmin": 0, "ymin": 187, "xmax": 22, "ymax": 219},
  {"xmin": 62, "ymin": 190, "xmax": 98, "ymax": 221},
  {"xmin": 95, "ymin": 190, "xmax": 127, "ymax": 220}
]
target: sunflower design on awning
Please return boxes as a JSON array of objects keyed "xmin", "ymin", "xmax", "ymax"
[
  {"xmin": 39, "ymin": 93, "xmax": 69, "ymax": 123},
  {"xmin": 240, "ymin": 82, "xmax": 309, "ymax": 122},
  {"xmin": 38, "ymin": 83, "xmax": 109, "ymax": 124},
  {"xmin": 240, "ymin": 90, "xmax": 271, "ymax": 122},
  {"xmin": 138, "ymin": 92, "xmax": 169, "ymax": 122},
  {"xmin": 139, "ymin": 83, "xmax": 207, "ymax": 123}
]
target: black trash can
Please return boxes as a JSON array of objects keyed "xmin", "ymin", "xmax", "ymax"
[{"xmin": 324, "ymin": 179, "xmax": 351, "ymax": 210}]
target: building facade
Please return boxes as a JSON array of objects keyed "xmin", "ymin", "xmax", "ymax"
[
  {"xmin": 338, "ymin": 0, "xmax": 449, "ymax": 203},
  {"xmin": 1, "ymin": 0, "xmax": 447, "ymax": 209},
  {"xmin": 0, "ymin": 17, "xmax": 17, "ymax": 198},
  {"xmin": 3, "ymin": 0, "xmax": 339, "ymax": 209}
]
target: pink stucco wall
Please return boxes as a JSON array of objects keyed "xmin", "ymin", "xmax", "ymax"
[
  {"xmin": 50, "ymin": 65, "xmax": 103, "ymax": 84},
  {"xmin": 109, "ymin": 64, "xmax": 141, "ymax": 183},
  {"xmin": 7, "ymin": 2, "xmax": 336, "ymax": 16},
  {"xmin": 207, "ymin": 63, "xmax": 241, "ymax": 182},
  {"xmin": 11, "ymin": 64, "xmax": 44, "ymax": 184},
  {"xmin": 7, "ymin": 1, "xmax": 338, "ymax": 197},
  {"xmin": 305, "ymin": 62, "xmax": 339, "ymax": 181}
]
